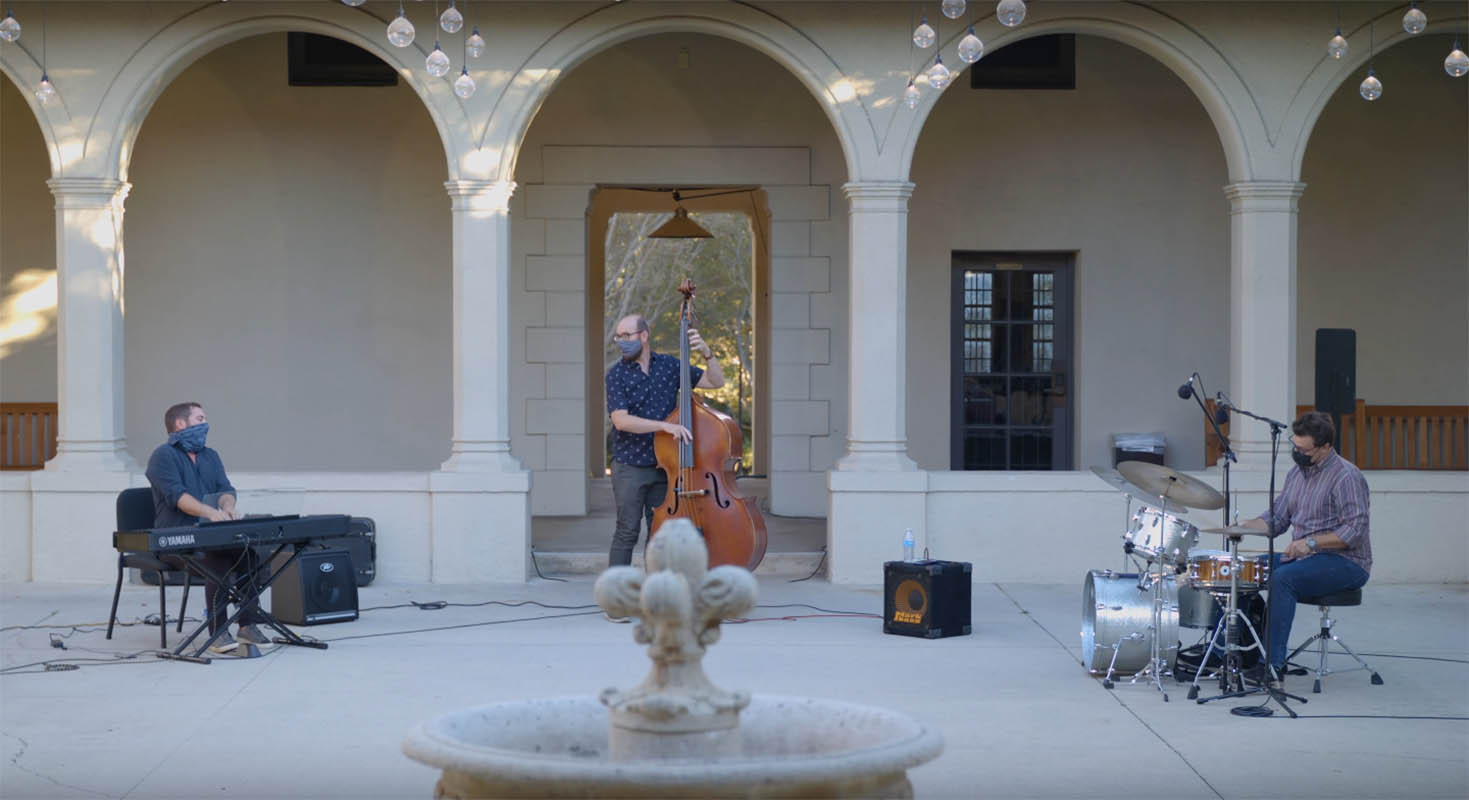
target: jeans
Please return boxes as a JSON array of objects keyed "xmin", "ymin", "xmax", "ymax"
[
  {"xmin": 610, "ymin": 461, "xmax": 666, "ymax": 567},
  {"xmin": 1267, "ymin": 552, "xmax": 1368, "ymax": 669}
]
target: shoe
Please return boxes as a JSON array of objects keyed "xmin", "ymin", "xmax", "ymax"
[
  {"xmin": 207, "ymin": 631, "xmax": 239, "ymax": 655},
  {"xmin": 603, "ymin": 612, "xmax": 632, "ymax": 624},
  {"xmin": 236, "ymin": 624, "xmax": 271, "ymax": 646},
  {"xmin": 1243, "ymin": 662, "xmax": 1283, "ymax": 685}
]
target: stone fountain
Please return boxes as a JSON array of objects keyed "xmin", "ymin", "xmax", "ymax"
[{"xmin": 402, "ymin": 520, "xmax": 943, "ymax": 798}]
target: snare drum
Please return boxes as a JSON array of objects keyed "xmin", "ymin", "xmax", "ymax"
[
  {"xmin": 1081, "ymin": 570, "xmax": 1180, "ymax": 676},
  {"xmin": 1124, "ymin": 506, "xmax": 1199, "ymax": 565},
  {"xmin": 1187, "ymin": 550, "xmax": 1270, "ymax": 591}
]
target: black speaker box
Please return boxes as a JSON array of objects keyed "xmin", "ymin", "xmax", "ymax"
[
  {"xmin": 1314, "ymin": 329, "xmax": 1356, "ymax": 416},
  {"xmin": 883, "ymin": 560, "xmax": 972, "ymax": 639},
  {"xmin": 271, "ymin": 548, "xmax": 359, "ymax": 625}
]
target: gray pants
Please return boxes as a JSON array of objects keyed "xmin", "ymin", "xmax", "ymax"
[{"xmin": 610, "ymin": 461, "xmax": 666, "ymax": 566}]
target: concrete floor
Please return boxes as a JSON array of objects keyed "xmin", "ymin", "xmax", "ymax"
[{"xmin": 2, "ymin": 577, "xmax": 1465, "ymax": 799}]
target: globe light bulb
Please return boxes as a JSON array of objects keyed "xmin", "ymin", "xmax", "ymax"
[
  {"xmin": 958, "ymin": 26, "xmax": 985, "ymax": 63},
  {"xmin": 904, "ymin": 79, "xmax": 921, "ymax": 109},
  {"xmin": 996, "ymin": 0, "xmax": 1027, "ymax": 28},
  {"xmin": 0, "ymin": 11, "xmax": 20, "ymax": 43},
  {"xmin": 913, "ymin": 16, "xmax": 935, "ymax": 49},
  {"xmin": 387, "ymin": 11, "xmax": 415, "ymax": 48},
  {"xmin": 1327, "ymin": 32, "xmax": 1348, "ymax": 60},
  {"xmin": 928, "ymin": 56, "xmax": 952, "ymax": 91},
  {"xmin": 941, "ymin": 0, "xmax": 966, "ymax": 20},
  {"xmin": 341, "ymin": 0, "xmax": 367, "ymax": 7},
  {"xmin": 35, "ymin": 74, "xmax": 55, "ymax": 104},
  {"xmin": 426, "ymin": 43, "xmax": 451, "ymax": 77},
  {"xmin": 453, "ymin": 68, "xmax": 476, "ymax": 99},
  {"xmin": 466, "ymin": 26, "xmax": 486, "ymax": 59},
  {"xmin": 1444, "ymin": 43, "xmax": 1468, "ymax": 78},
  {"xmin": 1402, "ymin": 6, "xmax": 1427, "ymax": 36},
  {"xmin": 1359, "ymin": 71, "xmax": 1382, "ymax": 101},
  {"xmin": 440, "ymin": 2, "xmax": 464, "ymax": 34}
]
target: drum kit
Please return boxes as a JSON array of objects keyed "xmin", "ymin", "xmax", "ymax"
[{"xmin": 1083, "ymin": 461, "xmax": 1279, "ymax": 703}]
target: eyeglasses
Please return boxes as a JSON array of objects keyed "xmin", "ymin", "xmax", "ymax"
[{"xmin": 613, "ymin": 331, "xmax": 642, "ymax": 341}]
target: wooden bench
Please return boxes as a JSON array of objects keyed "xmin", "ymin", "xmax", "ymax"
[
  {"xmin": 1, "ymin": 402, "xmax": 58, "ymax": 470},
  {"xmin": 1204, "ymin": 399, "xmax": 1468, "ymax": 470}
]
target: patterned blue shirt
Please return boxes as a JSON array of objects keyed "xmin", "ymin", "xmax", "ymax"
[{"xmin": 606, "ymin": 351, "xmax": 703, "ymax": 467}]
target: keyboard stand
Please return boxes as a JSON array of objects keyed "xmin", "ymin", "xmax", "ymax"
[{"xmin": 161, "ymin": 543, "xmax": 329, "ymax": 664}]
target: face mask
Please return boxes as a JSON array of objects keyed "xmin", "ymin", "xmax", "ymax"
[
  {"xmin": 617, "ymin": 338, "xmax": 642, "ymax": 359},
  {"xmin": 1291, "ymin": 448, "xmax": 1314, "ymax": 469},
  {"xmin": 169, "ymin": 422, "xmax": 209, "ymax": 453}
]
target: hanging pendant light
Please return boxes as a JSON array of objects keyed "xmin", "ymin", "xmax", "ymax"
[
  {"xmin": 1360, "ymin": 18, "xmax": 1381, "ymax": 101},
  {"xmin": 387, "ymin": 4, "xmax": 415, "ymax": 48},
  {"xmin": 341, "ymin": 0, "xmax": 367, "ymax": 7},
  {"xmin": 35, "ymin": 73, "xmax": 55, "ymax": 104},
  {"xmin": 466, "ymin": 26, "xmax": 486, "ymax": 58},
  {"xmin": 958, "ymin": 25, "xmax": 984, "ymax": 63},
  {"xmin": 441, "ymin": 1, "xmax": 464, "ymax": 34},
  {"xmin": 0, "ymin": 7, "xmax": 20, "ymax": 43},
  {"xmin": 913, "ymin": 15, "xmax": 935, "ymax": 49},
  {"xmin": 904, "ymin": 78, "xmax": 921, "ymax": 109},
  {"xmin": 996, "ymin": 0, "xmax": 1027, "ymax": 28},
  {"xmin": 1327, "ymin": 2, "xmax": 1347, "ymax": 59},
  {"xmin": 649, "ymin": 193, "xmax": 713, "ymax": 239},
  {"xmin": 453, "ymin": 67, "xmax": 476, "ymax": 99},
  {"xmin": 928, "ymin": 54, "xmax": 952, "ymax": 91},
  {"xmin": 1446, "ymin": 39, "xmax": 1469, "ymax": 78},
  {"xmin": 427, "ymin": 42, "xmax": 451, "ymax": 77},
  {"xmin": 1402, "ymin": 3, "xmax": 1427, "ymax": 36},
  {"xmin": 941, "ymin": 0, "xmax": 966, "ymax": 20}
]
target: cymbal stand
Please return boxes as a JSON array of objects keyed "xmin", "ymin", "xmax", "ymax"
[{"xmin": 1125, "ymin": 486, "xmax": 1178, "ymax": 702}]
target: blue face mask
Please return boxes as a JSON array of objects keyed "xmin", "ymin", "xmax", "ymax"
[
  {"xmin": 169, "ymin": 422, "xmax": 209, "ymax": 453},
  {"xmin": 617, "ymin": 338, "xmax": 642, "ymax": 359}
]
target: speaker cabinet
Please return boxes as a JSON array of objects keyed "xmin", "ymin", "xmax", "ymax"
[
  {"xmin": 271, "ymin": 549, "xmax": 359, "ymax": 625},
  {"xmin": 883, "ymin": 560, "xmax": 972, "ymax": 639},
  {"xmin": 1314, "ymin": 329, "xmax": 1356, "ymax": 416}
]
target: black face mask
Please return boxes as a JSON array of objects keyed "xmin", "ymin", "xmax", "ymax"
[{"xmin": 1291, "ymin": 448, "xmax": 1315, "ymax": 469}]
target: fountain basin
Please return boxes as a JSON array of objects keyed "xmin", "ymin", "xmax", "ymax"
[{"xmin": 403, "ymin": 695, "xmax": 944, "ymax": 799}]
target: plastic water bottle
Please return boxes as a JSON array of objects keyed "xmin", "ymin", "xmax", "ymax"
[{"xmin": 903, "ymin": 528, "xmax": 915, "ymax": 562}]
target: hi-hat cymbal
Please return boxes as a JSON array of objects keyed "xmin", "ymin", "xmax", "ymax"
[
  {"xmin": 1088, "ymin": 465, "xmax": 1152, "ymax": 497},
  {"xmin": 1116, "ymin": 460, "xmax": 1226, "ymax": 511}
]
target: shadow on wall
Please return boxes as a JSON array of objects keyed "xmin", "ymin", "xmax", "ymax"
[{"xmin": 0, "ymin": 269, "xmax": 57, "ymax": 358}]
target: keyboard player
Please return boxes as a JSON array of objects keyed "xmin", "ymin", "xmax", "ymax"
[{"xmin": 145, "ymin": 402, "xmax": 266, "ymax": 656}]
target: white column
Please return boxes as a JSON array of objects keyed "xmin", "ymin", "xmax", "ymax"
[
  {"xmin": 44, "ymin": 177, "xmax": 135, "ymax": 472},
  {"xmin": 1225, "ymin": 181, "xmax": 1306, "ymax": 469},
  {"xmin": 836, "ymin": 181, "xmax": 918, "ymax": 472},
  {"xmin": 440, "ymin": 179, "xmax": 522, "ymax": 473},
  {"xmin": 429, "ymin": 179, "xmax": 531, "ymax": 583}
]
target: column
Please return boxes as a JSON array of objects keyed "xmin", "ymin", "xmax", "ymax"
[
  {"xmin": 1225, "ymin": 181, "xmax": 1306, "ymax": 469},
  {"xmin": 835, "ymin": 181, "xmax": 918, "ymax": 472},
  {"xmin": 44, "ymin": 177, "xmax": 135, "ymax": 472},
  {"xmin": 429, "ymin": 179, "xmax": 531, "ymax": 583},
  {"xmin": 440, "ymin": 179, "xmax": 523, "ymax": 473}
]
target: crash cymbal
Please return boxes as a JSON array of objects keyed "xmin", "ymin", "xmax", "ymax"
[
  {"xmin": 1201, "ymin": 525, "xmax": 1277, "ymax": 538},
  {"xmin": 1088, "ymin": 465, "xmax": 1152, "ymax": 497},
  {"xmin": 1116, "ymin": 460, "xmax": 1226, "ymax": 511}
]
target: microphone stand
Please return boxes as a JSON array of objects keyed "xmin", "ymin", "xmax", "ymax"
[
  {"xmin": 1201, "ymin": 402, "xmax": 1306, "ymax": 718},
  {"xmin": 1188, "ymin": 384, "xmax": 1235, "ymax": 530}
]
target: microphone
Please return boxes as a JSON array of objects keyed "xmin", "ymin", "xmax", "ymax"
[
  {"xmin": 1213, "ymin": 393, "xmax": 1232, "ymax": 425},
  {"xmin": 1177, "ymin": 375, "xmax": 1196, "ymax": 400}
]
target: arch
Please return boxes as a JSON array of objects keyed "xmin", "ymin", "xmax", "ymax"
[
  {"xmin": 894, "ymin": 8, "xmax": 1258, "ymax": 182},
  {"xmin": 479, "ymin": 3, "xmax": 869, "ymax": 184},
  {"xmin": 86, "ymin": 3, "xmax": 463, "ymax": 181},
  {"xmin": 0, "ymin": 45, "xmax": 64, "ymax": 175},
  {"xmin": 1287, "ymin": 13, "xmax": 1469, "ymax": 179}
]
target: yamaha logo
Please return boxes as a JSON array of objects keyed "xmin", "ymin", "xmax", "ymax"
[
  {"xmin": 318, "ymin": 561, "xmax": 334, "ymax": 573},
  {"xmin": 160, "ymin": 534, "xmax": 196, "ymax": 547}
]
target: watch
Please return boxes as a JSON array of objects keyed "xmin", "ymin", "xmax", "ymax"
[{"xmin": 1306, "ymin": 536, "xmax": 1318, "ymax": 552}]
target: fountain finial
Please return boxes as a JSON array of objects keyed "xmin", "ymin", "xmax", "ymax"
[{"xmin": 594, "ymin": 519, "xmax": 757, "ymax": 750}]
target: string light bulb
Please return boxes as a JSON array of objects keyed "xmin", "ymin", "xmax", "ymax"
[
  {"xmin": 387, "ymin": 4, "xmax": 415, "ymax": 48},
  {"xmin": 426, "ymin": 42, "xmax": 451, "ymax": 77},
  {"xmin": 913, "ymin": 15, "xmax": 935, "ymax": 49},
  {"xmin": 466, "ymin": 26, "xmax": 485, "ymax": 58},
  {"xmin": 35, "ymin": 73, "xmax": 55, "ymax": 104},
  {"xmin": 0, "ymin": 8, "xmax": 19, "ymax": 42},
  {"xmin": 441, "ymin": 1, "xmax": 464, "ymax": 34},
  {"xmin": 1359, "ymin": 69, "xmax": 1382, "ymax": 100},
  {"xmin": 941, "ymin": 0, "xmax": 966, "ymax": 20},
  {"xmin": 928, "ymin": 54, "xmax": 952, "ymax": 91},
  {"xmin": 996, "ymin": 0, "xmax": 1027, "ymax": 28},
  {"xmin": 1327, "ymin": 30, "xmax": 1348, "ymax": 59},
  {"xmin": 904, "ymin": 78, "xmax": 921, "ymax": 109},
  {"xmin": 341, "ymin": 0, "xmax": 367, "ymax": 7},
  {"xmin": 1445, "ymin": 40, "xmax": 1469, "ymax": 77},
  {"xmin": 958, "ymin": 25, "xmax": 984, "ymax": 63},
  {"xmin": 453, "ymin": 67, "xmax": 476, "ymax": 99},
  {"xmin": 1402, "ymin": 3, "xmax": 1427, "ymax": 36}
]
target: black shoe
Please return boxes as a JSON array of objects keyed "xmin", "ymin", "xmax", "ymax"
[{"xmin": 1243, "ymin": 663, "xmax": 1283, "ymax": 686}]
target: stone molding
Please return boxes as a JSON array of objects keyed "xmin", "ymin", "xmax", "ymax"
[
  {"xmin": 444, "ymin": 179, "xmax": 516, "ymax": 212},
  {"xmin": 47, "ymin": 178, "xmax": 131, "ymax": 208}
]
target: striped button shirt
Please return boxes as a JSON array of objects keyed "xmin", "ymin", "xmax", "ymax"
[{"xmin": 1258, "ymin": 449, "xmax": 1372, "ymax": 574}]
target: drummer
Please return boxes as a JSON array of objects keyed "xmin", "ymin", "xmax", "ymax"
[{"xmin": 1241, "ymin": 411, "xmax": 1372, "ymax": 683}]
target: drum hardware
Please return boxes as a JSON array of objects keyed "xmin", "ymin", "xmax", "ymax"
[{"xmin": 1081, "ymin": 570, "xmax": 1179, "ymax": 686}]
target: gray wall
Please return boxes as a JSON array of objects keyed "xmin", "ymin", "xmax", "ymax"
[
  {"xmin": 120, "ymin": 34, "xmax": 451, "ymax": 470},
  {"xmin": 0, "ymin": 76, "xmax": 56, "ymax": 401}
]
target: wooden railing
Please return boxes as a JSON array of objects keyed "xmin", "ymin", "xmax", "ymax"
[
  {"xmin": 1, "ymin": 402, "xmax": 58, "ymax": 470},
  {"xmin": 1205, "ymin": 399, "xmax": 1468, "ymax": 470}
]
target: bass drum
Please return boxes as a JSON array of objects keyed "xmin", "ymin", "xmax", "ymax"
[{"xmin": 1081, "ymin": 570, "xmax": 1179, "ymax": 676}]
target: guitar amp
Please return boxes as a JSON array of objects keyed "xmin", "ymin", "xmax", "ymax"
[{"xmin": 883, "ymin": 560, "xmax": 972, "ymax": 639}]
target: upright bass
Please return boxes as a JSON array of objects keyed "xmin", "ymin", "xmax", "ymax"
[{"xmin": 651, "ymin": 279, "xmax": 768, "ymax": 570}]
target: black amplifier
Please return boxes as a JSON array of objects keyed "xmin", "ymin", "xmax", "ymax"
[{"xmin": 883, "ymin": 560, "xmax": 972, "ymax": 639}]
